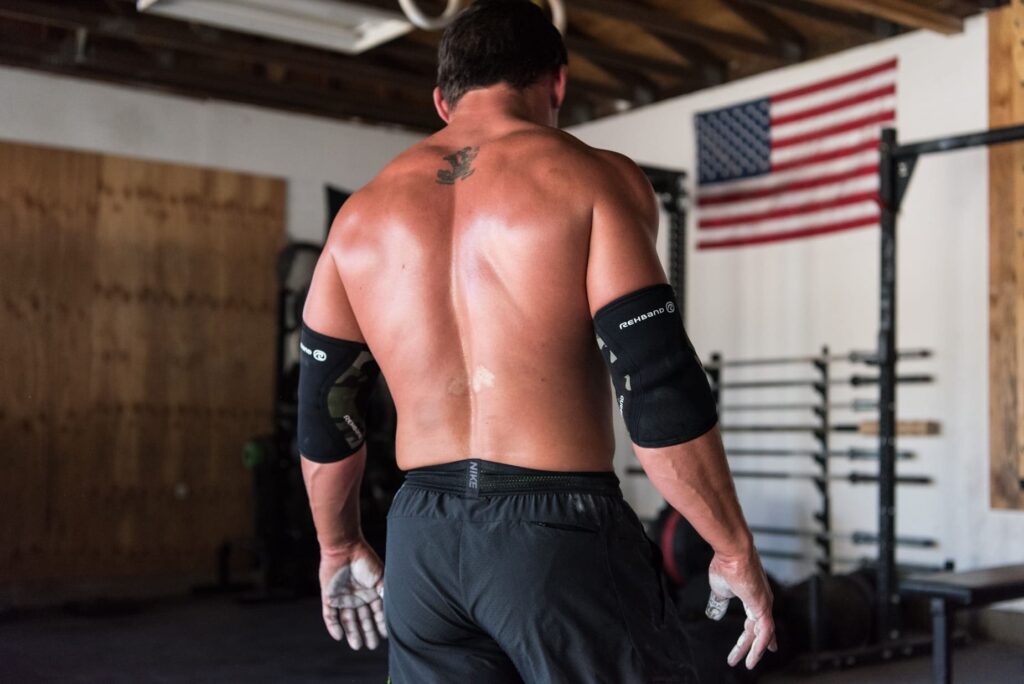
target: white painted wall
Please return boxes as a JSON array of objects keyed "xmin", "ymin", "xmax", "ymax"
[
  {"xmin": 0, "ymin": 65, "xmax": 423, "ymax": 242},
  {"xmin": 571, "ymin": 14, "xmax": 1024, "ymax": 599}
]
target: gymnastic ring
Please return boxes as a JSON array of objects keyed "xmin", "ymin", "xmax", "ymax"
[
  {"xmin": 397, "ymin": 0, "xmax": 566, "ymax": 34},
  {"xmin": 546, "ymin": 0, "xmax": 566, "ymax": 34},
  {"xmin": 397, "ymin": 0, "xmax": 465, "ymax": 30}
]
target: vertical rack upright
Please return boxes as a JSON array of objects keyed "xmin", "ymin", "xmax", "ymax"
[{"xmin": 813, "ymin": 346, "xmax": 833, "ymax": 575}]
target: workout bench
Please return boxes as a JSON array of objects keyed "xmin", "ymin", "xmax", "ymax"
[{"xmin": 900, "ymin": 563, "xmax": 1024, "ymax": 684}]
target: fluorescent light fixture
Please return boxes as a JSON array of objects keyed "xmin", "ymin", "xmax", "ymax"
[{"xmin": 137, "ymin": 0, "xmax": 414, "ymax": 55}]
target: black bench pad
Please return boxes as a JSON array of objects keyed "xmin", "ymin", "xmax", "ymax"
[{"xmin": 900, "ymin": 564, "xmax": 1024, "ymax": 606}]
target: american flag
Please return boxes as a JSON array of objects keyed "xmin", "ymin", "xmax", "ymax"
[{"xmin": 695, "ymin": 59, "xmax": 897, "ymax": 250}]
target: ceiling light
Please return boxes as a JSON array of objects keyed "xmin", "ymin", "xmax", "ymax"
[{"xmin": 137, "ymin": 0, "xmax": 414, "ymax": 55}]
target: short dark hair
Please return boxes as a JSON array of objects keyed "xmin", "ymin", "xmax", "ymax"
[{"xmin": 437, "ymin": 0, "xmax": 568, "ymax": 108}]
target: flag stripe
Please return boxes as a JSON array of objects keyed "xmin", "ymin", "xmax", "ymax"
[
  {"xmin": 774, "ymin": 124, "xmax": 880, "ymax": 163},
  {"xmin": 772, "ymin": 58, "xmax": 898, "ymax": 104},
  {"xmin": 697, "ymin": 163, "xmax": 878, "ymax": 207},
  {"xmin": 772, "ymin": 110, "xmax": 895, "ymax": 149},
  {"xmin": 771, "ymin": 139, "xmax": 880, "ymax": 173},
  {"xmin": 699, "ymin": 201, "xmax": 878, "ymax": 238},
  {"xmin": 770, "ymin": 70, "xmax": 896, "ymax": 119},
  {"xmin": 771, "ymin": 85, "xmax": 896, "ymax": 127},
  {"xmin": 700, "ymin": 150, "xmax": 879, "ymax": 197},
  {"xmin": 699, "ymin": 191, "xmax": 878, "ymax": 229},
  {"xmin": 699, "ymin": 174, "xmax": 878, "ymax": 220},
  {"xmin": 697, "ymin": 216, "xmax": 879, "ymax": 250},
  {"xmin": 773, "ymin": 96, "xmax": 895, "ymax": 140},
  {"xmin": 771, "ymin": 126, "xmax": 882, "ymax": 165}
]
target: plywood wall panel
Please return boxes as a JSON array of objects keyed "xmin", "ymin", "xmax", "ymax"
[
  {"xmin": 0, "ymin": 143, "xmax": 101, "ymax": 579},
  {"xmin": 0, "ymin": 140, "xmax": 283, "ymax": 585}
]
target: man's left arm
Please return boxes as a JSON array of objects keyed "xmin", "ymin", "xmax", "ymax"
[{"xmin": 300, "ymin": 246, "xmax": 386, "ymax": 651}]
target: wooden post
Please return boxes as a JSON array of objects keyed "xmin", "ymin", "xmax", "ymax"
[{"xmin": 988, "ymin": 4, "xmax": 1024, "ymax": 510}]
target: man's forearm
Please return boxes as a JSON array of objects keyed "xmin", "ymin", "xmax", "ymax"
[
  {"xmin": 635, "ymin": 425, "xmax": 753, "ymax": 559},
  {"xmin": 301, "ymin": 450, "xmax": 366, "ymax": 552}
]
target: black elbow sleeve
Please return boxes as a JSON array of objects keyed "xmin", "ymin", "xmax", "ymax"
[
  {"xmin": 297, "ymin": 324, "xmax": 381, "ymax": 463},
  {"xmin": 593, "ymin": 284, "xmax": 718, "ymax": 447}
]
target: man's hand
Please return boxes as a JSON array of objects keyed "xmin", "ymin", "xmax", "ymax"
[
  {"xmin": 706, "ymin": 550, "xmax": 777, "ymax": 670},
  {"xmin": 318, "ymin": 541, "xmax": 387, "ymax": 650}
]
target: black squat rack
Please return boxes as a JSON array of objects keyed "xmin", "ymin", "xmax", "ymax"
[
  {"xmin": 699, "ymin": 122, "xmax": 1024, "ymax": 670},
  {"xmin": 875, "ymin": 123, "xmax": 1024, "ymax": 645}
]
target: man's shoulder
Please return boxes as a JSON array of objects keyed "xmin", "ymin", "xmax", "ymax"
[
  {"xmin": 503, "ymin": 127, "xmax": 609, "ymax": 165},
  {"xmin": 527, "ymin": 132, "xmax": 649, "ymax": 186},
  {"xmin": 499, "ymin": 130, "xmax": 654, "ymax": 194}
]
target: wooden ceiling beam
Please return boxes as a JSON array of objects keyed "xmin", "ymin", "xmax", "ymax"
[
  {"xmin": 806, "ymin": 0, "xmax": 964, "ymax": 34},
  {"xmin": 564, "ymin": 34, "xmax": 709, "ymax": 88},
  {"xmin": 652, "ymin": 38, "xmax": 729, "ymax": 85},
  {"xmin": 0, "ymin": 0, "xmax": 433, "ymax": 91},
  {"xmin": 570, "ymin": 0, "xmax": 797, "ymax": 61},
  {"xmin": 732, "ymin": 0, "xmax": 899, "ymax": 36},
  {"xmin": 0, "ymin": 31, "xmax": 441, "ymax": 130},
  {"xmin": 366, "ymin": 21, "xmax": 707, "ymax": 91},
  {"xmin": 719, "ymin": 0, "xmax": 808, "ymax": 61},
  {"xmin": 353, "ymin": 0, "xmax": 729, "ymax": 88},
  {"xmin": 360, "ymin": 33, "xmax": 642, "ymax": 105}
]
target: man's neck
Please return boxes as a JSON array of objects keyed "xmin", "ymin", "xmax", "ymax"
[{"xmin": 447, "ymin": 86, "xmax": 554, "ymax": 128}]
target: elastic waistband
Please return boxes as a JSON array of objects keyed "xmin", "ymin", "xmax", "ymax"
[{"xmin": 403, "ymin": 459, "xmax": 621, "ymax": 498}]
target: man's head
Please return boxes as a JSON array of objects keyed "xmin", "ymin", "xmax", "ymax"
[{"xmin": 434, "ymin": 0, "xmax": 568, "ymax": 121}]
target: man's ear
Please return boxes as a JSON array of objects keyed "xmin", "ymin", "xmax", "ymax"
[
  {"xmin": 433, "ymin": 87, "xmax": 452, "ymax": 123},
  {"xmin": 551, "ymin": 65, "xmax": 568, "ymax": 110}
]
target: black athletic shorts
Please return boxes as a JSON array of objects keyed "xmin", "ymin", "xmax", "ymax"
[{"xmin": 383, "ymin": 459, "xmax": 698, "ymax": 684}]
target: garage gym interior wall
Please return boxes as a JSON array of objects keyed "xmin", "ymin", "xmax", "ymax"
[
  {"xmin": 570, "ymin": 13, "xmax": 1024, "ymax": 605},
  {"xmin": 0, "ymin": 140, "xmax": 283, "ymax": 591},
  {"xmin": 0, "ymin": 64, "xmax": 424, "ymax": 244}
]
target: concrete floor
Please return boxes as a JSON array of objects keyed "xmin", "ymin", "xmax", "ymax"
[{"xmin": 1, "ymin": 596, "xmax": 1021, "ymax": 683}]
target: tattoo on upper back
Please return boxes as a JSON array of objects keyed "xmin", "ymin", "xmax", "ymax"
[{"xmin": 436, "ymin": 146, "xmax": 480, "ymax": 185}]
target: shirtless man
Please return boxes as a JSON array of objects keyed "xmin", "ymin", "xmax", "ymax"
[{"xmin": 297, "ymin": 1, "xmax": 775, "ymax": 681}]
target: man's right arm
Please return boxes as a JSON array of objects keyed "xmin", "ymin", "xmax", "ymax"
[{"xmin": 585, "ymin": 151, "xmax": 776, "ymax": 670}]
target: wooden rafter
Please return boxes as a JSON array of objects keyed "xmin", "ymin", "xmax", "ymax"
[
  {"xmin": 719, "ymin": 0, "xmax": 807, "ymax": 61},
  {"xmin": 571, "ymin": 0, "xmax": 795, "ymax": 60},
  {"xmin": 808, "ymin": 0, "xmax": 964, "ymax": 34},
  {"xmin": 0, "ymin": 0, "xmax": 637, "ymax": 126},
  {"xmin": 565, "ymin": 34, "xmax": 709, "ymax": 87},
  {"xmin": 360, "ymin": 33, "xmax": 638, "ymax": 105},
  {"xmin": 735, "ymin": 0, "xmax": 898, "ymax": 36},
  {"xmin": 652, "ymin": 38, "xmax": 729, "ymax": 85},
  {"xmin": 0, "ymin": 31, "xmax": 441, "ymax": 129},
  {"xmin": 0, "ymin": 0, "xmax": 432, "ymax": 90}
]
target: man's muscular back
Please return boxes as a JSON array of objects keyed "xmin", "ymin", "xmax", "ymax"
[{"xmin": 304, "ymin": 120, "xmax": 664, "ymax": 472}]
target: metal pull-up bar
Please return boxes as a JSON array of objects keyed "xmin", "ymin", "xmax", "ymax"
[{"xmin": 894, "ymin": 123, "xmax": 1024, "ymax": 159}]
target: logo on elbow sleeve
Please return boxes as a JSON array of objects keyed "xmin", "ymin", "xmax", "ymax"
[
  {"xmin": 300, "ymin": 342, "xmax": 327, "ymax": 362},
  {"xmin": 618, "ymin": 306, "xmax": 668, "ymax": 330}
]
